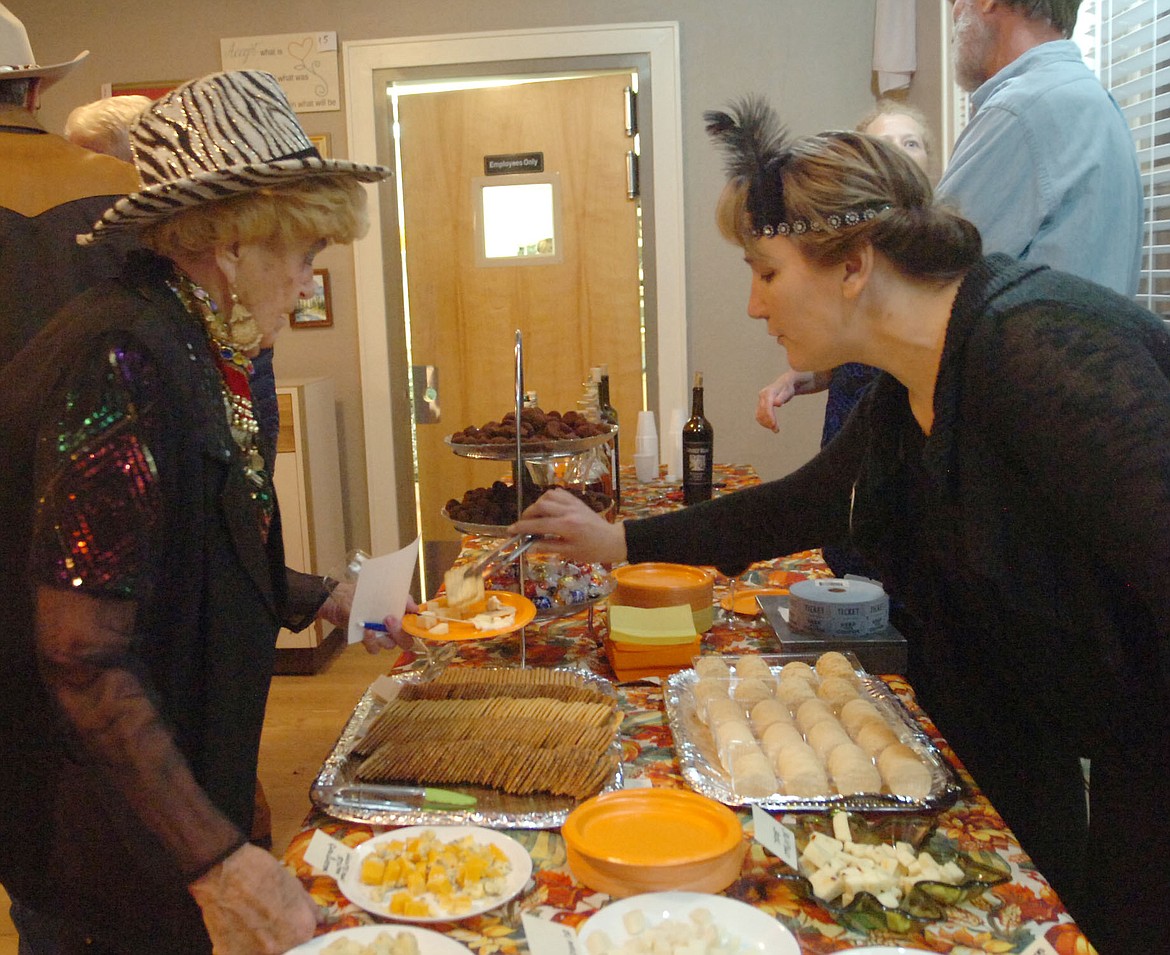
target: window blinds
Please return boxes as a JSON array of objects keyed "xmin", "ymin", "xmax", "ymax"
[
  {"xmin": 948, "ymin": 1, "xmax": 1169, "ymax": 314},
  {"xmin": 1079, "ymin": 1, "xmax": 1170, "ymax": 314}
]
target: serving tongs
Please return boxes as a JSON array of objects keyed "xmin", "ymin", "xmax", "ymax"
[{"xmin": 451, "ymin": 533, "xmax": 540, "ymax": 590}]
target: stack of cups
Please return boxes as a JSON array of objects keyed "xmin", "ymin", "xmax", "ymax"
[{"xmin": 634, "ymin": 410, "xmax": 660, "ymax": 482}]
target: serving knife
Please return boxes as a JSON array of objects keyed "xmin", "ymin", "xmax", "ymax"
[{"xmin": 326, "ymin": 784, "xmax": 477, "ymax": 810}]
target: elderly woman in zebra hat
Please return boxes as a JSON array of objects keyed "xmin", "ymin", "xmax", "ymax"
[{"xmin": 0, "ymin": 72, "xmax": 393, "ymax": 954}]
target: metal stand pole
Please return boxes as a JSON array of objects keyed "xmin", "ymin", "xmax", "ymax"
[{"xmin": 513, "ymin": 330, "xmax": 527, "ymax": 669}]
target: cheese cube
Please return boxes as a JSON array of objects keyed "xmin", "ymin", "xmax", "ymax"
[{"xmin": 831, "ymin": 812, "xmax": 853, "ymax": 843}]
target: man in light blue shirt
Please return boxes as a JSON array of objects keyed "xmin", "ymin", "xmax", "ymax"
[{"xmin": 938, "ymin": 0, "xmax": 1143, "ymax": 296}]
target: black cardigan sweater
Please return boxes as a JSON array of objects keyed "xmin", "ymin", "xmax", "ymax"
[{"xmin": 627, "ymin": 255, "xmax": 1170, "ymax": 759}]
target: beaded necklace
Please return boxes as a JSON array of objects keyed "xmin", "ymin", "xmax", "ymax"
[{"xmin": 166, "ymin": 269, "xmax": 271, "ymax": 498}]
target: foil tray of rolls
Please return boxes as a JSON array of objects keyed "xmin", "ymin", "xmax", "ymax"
[
  {"xmin": 665, "ymin": 651, "xmax": 961, "ymax": 813},
  {"xmin": 311, "ymin": 665, "xmax": 624, "ymax": 829}
]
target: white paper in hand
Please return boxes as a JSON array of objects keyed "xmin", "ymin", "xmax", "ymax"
[{"xmin": 346, "ymin": 537, "xmax": 420, "ymax": 644}]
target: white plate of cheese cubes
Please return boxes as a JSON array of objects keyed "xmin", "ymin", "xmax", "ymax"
[
  {"xmin": 340, "ymin": 825, "xmax": 532, "ymax": 923},
  {"xmin": 577, "ymin": 892, "xmax": 799, "ymax": 955}
]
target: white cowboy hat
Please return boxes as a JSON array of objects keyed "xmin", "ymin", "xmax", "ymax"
[
  {"xmin": 79, "ymin": 70, "xmax": 392, "ymax": 245},
  {"xmin": 0, "ymin": 2, "xmax": 87, "ymax": 87}
]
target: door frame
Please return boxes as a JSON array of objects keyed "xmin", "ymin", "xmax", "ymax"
[{"xmin": 345, "ymin": 22, "xmax": 688, "ymax": 554}]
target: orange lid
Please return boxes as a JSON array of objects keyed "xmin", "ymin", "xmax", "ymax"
[
  {"xmin": 562, "ymin": 788, "xmax": 742, "ymax": 867},
  {"xmin": 612, "ymin": 562, "xmax": 714, "ymax": 592},
  {"xmin": 611, "ymin": 563, "xmax": 714, "ymax": 611}
]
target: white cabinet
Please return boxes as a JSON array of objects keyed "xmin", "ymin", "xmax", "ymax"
[{"xmin": 273, "ymin": 378, "xmax": 346, "ymax": 669}]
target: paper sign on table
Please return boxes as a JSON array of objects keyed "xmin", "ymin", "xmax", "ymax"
[
  {"xmin": 751, "ymin": 804, "xmax": 799, "ymax": 869},
  {"xmin": 347, "ymin": 537, "xmax": 420, "ymax": 645},
  {"xmin": 522, "ymin": 913, "xmax": 580, "ymax": 955},
  {"xmin": 305, "ymin": 829, "xmax": 354, "ymax": 882}
]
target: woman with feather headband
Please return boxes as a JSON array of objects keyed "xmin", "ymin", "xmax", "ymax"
[{"xmin": 512, "ymin": 97, "xmax": 1170, "ymax": 951}]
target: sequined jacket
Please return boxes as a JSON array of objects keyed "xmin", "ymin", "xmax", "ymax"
[{"xmin": 0, "ymin": 252, "xmax": 325, "ymax": 952}]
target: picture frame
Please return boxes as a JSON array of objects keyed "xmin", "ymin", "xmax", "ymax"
[
  {"xmin": 291, "ymin": 269, "xmax": 333, "ymax": 328},
  {"xmin": 105, "ymin": 79, "xmax": 185, "ymax": 100},
  {"xmin": 308, "ymin": 133, "xmax": 332, "ymax": 158}
]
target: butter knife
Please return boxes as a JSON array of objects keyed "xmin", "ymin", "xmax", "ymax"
[{"xmin": 327, "ymin": 784, "xmax": 477, "ymax": 810}]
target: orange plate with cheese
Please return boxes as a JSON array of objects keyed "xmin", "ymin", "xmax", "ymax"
[
  {"xmin": 402, "ymin": 591, "xmax": 536, "ymax": 642},
  {"xmin": 719, "ymin": 586, "xmax": 791, "ymax": 616},
  {"xmin": 340, "ymin": 825, "xmax": 532, "ymax": 923}
]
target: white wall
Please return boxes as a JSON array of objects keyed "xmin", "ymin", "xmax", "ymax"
[{"xmin": 20, "ymin": 0, "xmax": 946, "ymax": 553}]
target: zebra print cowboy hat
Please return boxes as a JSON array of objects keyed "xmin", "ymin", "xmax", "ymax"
[{"xmin": 79, "ymin": 70, "xmax": 391, "ymax": 245}]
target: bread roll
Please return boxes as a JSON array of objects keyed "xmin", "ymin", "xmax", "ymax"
[
  {"xmin": 877, "ymin": 742, "xmax": 933, "ymax": 799},
  {"xmin": 795, "ymin": 698, "xmax": 837, "ymax": 735},
  {"xmin": 734, "ymin": 655, "xmax": 774, "ymax": 682},
  {"xmin": 816, "ymin": 675, "xmax": 862, "ymax": 711},
  {"xmin": 693, "ymin": 679, "xmax": 731, "ymax": 720},
  {"xmin": 827, "ymin": 742, "xmax": 883, "ymax": 795},
  {"xmin": 749, "ymin": 698, "xmax": 792, "ymax": 734},
  {"xmin": 714, "ymin": 719, "xmax": 754, "ymax": 764},
  {"xmin": 806, "ymin": 718, "xmax": 852, "ymax": 763},
  {"xmin": 815, "ymin": 650, "xmax": 857, "ymax": 681},
  {"xmin": 706, "ymin": 698, "xmax": 746, "ymax": 728},
  {"xmin": 774, "ymin": 741, "xmax": 830, "ymax": 797},
  {"xmin": 853, "ymin": 719, "xmax": 901, "ymax": 759},
  {"xmin": 839, "ymin": 698, "xmax": 885, "ymax": 736},
  {"xmin": 728, "ymin": 745, "xmax": 777, "ymax": 798},
  {"xmin": 759, "ymin": 720, "xmax": 805, "ymax": 761},
  {"xmin": 776, "ymin": 677, "xmax": 817, "ymax": 711},
  {"xmin": 694, "ymin": 656, "xmax": 731, "ymax": 681},
  {"xmin": 779, "ymin": 660, "xmax": 817, "ymax": 685},
  {"xmin": 733, "ymin": 676, "xmax": 774, "ymax": 707}
]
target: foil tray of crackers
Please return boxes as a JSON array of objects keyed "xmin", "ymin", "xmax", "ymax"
[
  {"xmin": 665, "ymin": 651, "xmax": 961, "ymax": 814},
  {"xmin": 311, "ymin": 665, "xmax": 624, "ymax": 829}
]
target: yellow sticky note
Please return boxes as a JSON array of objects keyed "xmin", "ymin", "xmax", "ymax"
[{"xmin": 608, "ymin": 604, "xmax": 697, "ymax": 645}]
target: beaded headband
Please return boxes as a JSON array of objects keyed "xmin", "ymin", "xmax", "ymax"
[
  {"xmin": 755, "ymin": 203, "xmax": 891, "ymax": 238},
  {"xmin": 704, "ymin": 97, "xmax": 891, "ymax": 239}
]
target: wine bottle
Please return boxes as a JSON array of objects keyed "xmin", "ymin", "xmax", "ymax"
[
  {"xmin": 682, "ymin": 371, "xmax": 713, "ymax": 504},
  {"xmin": 597, "ymin": 364, "xmax": 621, "ymax": 508}
]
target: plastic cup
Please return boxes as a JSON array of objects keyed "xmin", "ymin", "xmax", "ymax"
[{"xmin": 634, "ymin": 452, "xmax": 659, "ymax": 482}]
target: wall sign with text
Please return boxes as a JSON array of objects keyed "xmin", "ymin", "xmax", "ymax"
[
  {"xmin": 484, "ymin": 153, "xmax": 544, "ymax": 176},
  {"xmin": 220, "ymin": 31, "xmax": 340, "ymax": 112}
]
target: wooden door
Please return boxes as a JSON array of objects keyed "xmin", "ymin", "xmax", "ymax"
[{"xmin": 397, "ymin": 74, "xmax": 642, "ymax": 564}]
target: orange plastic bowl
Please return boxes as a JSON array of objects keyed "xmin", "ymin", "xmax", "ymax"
[
  {"xmin": 561, "ymin": 789, "xmax": 746, "ymax": 897},
  {"xmin": 611, "ymin": 563, "xmax": 714, "ymax": 611}
]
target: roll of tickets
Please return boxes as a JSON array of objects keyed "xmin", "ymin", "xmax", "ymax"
[{"xmin": 788, "ymin": 577, "xmax": 890, "ymax": 637}]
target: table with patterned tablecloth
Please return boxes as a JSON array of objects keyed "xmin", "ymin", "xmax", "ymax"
[{"xmin": 283, "ymin": 464, "xmax": 1093, "ymax": 954}]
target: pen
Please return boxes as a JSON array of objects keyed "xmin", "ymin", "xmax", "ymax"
[{"xmin": 362, "ymin": 621, "xmax": 389, "ymax": 632}]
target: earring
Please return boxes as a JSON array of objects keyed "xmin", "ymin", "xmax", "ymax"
[{"xmin": 227, "ymin": 290, "xmax": 263, "ymax": 354}]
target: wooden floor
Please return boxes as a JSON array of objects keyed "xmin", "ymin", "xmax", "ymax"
[{"xmin": 0, "ymin": 641, "xmax": 398, "ymax": 952}]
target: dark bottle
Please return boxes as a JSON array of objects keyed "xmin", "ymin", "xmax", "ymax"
[
  {"xmin": 597, "ymin": 364, "xmax": 621, "ymax": 508},
  {"xmin": 682, "ymin": 371, "xmax": 713, "ymax": 504}
]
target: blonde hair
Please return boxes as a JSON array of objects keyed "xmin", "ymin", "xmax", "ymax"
[
  {"xmin": 139, "ymin": 177, "xmax": 369, "ymax": 260},
  {"xmin": 64, "ymin": 95, "xmax": 152, "ymax": 162},
  {"xmin": 716, "ymin": 130, "xmax": 980, "ymax": 281},
  {"xmin": 856, "ymin": 99, "xmax": 935, "ymax": 160}
]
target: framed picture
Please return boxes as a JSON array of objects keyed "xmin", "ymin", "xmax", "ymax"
[
  {"xmin": 106, "ymin": 79, "xmax": 185, "ymax": 100},
  {"xmin": 291, "ymin": 269, "xmax": 333, "ymax": 328},
  {"xmin": 308, "ymin": 133, "xmax": 332, "ymax": 158}
]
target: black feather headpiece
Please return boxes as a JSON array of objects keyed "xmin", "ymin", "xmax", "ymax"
[
  {"xmin": 704, "ymin": 96, "xmax": 791, "ymax": 236},
  {"xmin": 705, "ymin": 97, "xmax": 892, "ymax": 238}
]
